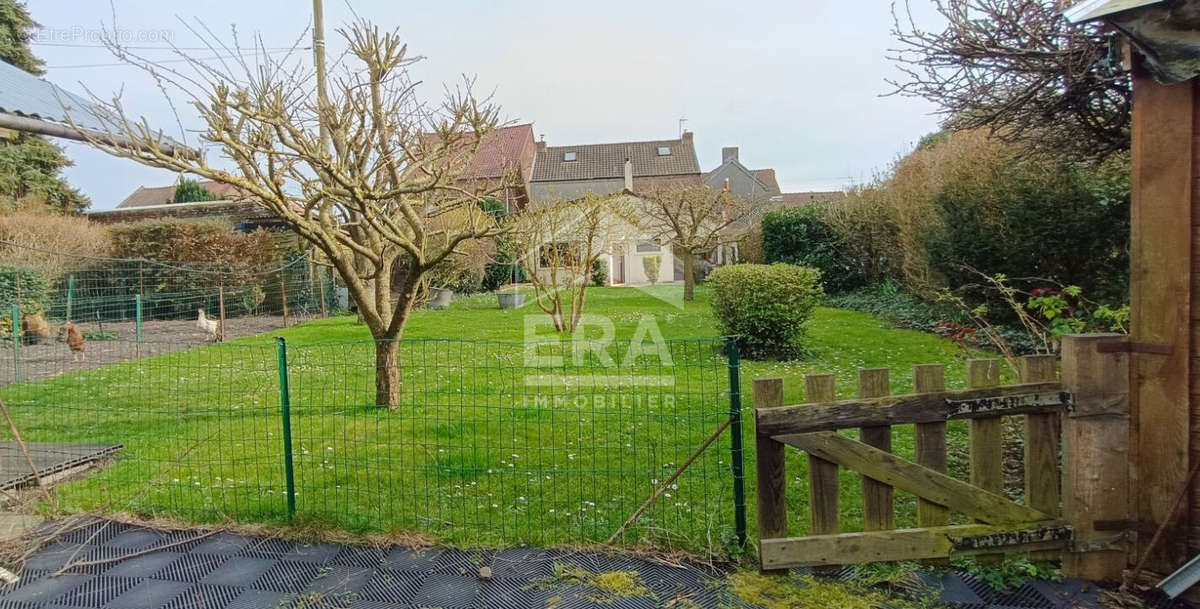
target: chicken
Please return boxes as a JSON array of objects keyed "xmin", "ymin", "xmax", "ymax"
[
  {"xmin": 197, "ymin": 308, "xmax": 220, "ymax": 341},
  {"xmin": 19, "ymin": 312, "xmax": 51, "ymax": 345},
  {"xmin": 63, "ymin": 322, "xmax": 85, "ymax": 361}
]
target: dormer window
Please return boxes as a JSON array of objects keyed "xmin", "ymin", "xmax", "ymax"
[
  {"xmin": 563, "ymin": 151, "xmax": 577, "ymax": 162},
  {"xmin": 656, "ymin": 146, "xmax": 671, "ymax": 156}
]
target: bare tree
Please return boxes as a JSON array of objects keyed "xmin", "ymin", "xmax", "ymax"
[
  {"xmin": 640, "ymin": 184, "xmax": 752, "ymax": 302},
  {"xmin": 510, "ymin": 193, "xmax": 635, "ymax": 332},
  {"xmin": 889, "ymin": 0, "xmax": 1131, "ymax": 158},
  {"xmin": 74, "ymin": 22, "xmax": 512, "ymax": 409}
]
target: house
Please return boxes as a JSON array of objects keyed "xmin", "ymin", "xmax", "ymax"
[
  {"xmin": 702, "ymin": 147, "xmax": 781, "ymax": 198},
  {"xmin": 86, "ymin": 181, "xmax": 291, "ymax": 233},
  {"xmin": 771, "ymin": 190, "xmax": 846, "ymax": 207},
  {"xmin": 526, "ymin": 132, "xmax": 703, "ymax": 285},
  {"xmin": 423, "ymin": 123, "xmax": 538, "ymax": 214},
  {"xmin": 529, "ymin": 131, "xmax": 702, "ymax": 203}
]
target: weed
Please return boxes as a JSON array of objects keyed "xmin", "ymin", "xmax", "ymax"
[{"xmin": 951, "ymin": 555, "xmax": 1061, "ymax": 592}]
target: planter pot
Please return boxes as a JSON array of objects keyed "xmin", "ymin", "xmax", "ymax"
[
  {"xmin": 497, "ymin": 292, "xmax": 526, "ymax": 309},
  {"xmin": 429, "ymin": 288, "xmax": 454, "ymax": 309}
]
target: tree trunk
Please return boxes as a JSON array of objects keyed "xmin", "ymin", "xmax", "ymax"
[
  {"xmin": 682, "ymin": 251, "xmax": 697, "ymax": 302},
  {"xmin": 375, "ymin": 338, "xmax": 401, "ymax": 410}
]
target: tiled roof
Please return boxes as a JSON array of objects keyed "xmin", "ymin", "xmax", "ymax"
[
  {"xmin": 117, "ymin": 181, "xmax": 244, "ymax": 208},
  {"xmin": 532, "ymin": 136, "xmax": 700, "ymax": 182},
  {"xmin": 751, "ymin": 169, "xmax": 781, "ymax": 194},
  {"xmin": 774, "ymin": 191, "xmax": 845, "ymax": 206},
  {"xmin": 460, "ymin": 123, "xmax": 536, "ymax": 180},
  {"xmin": 418, "ymin": 123, "xmax": 536, "ymax": 181}
]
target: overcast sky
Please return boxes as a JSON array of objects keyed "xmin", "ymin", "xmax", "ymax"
[{"xmin": 30, "ymin": 0, "xmax": 942, "ymax": 210}]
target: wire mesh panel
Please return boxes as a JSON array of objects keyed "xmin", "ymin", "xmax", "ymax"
[
  {"xmin": 0, "ymin": 335, "xmax": 740, "ymax": 556},
  {"xmin": 0, "ymin": 339, "xmax": 287, "ymax": 524},
  {"xmin": 285, "ymin": 338, "xmax": 736, "ymax": 552}
]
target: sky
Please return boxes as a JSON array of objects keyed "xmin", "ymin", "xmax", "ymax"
[{"xmin": 30, "ymin": 0, "xmax": 943, "ymax": 210}]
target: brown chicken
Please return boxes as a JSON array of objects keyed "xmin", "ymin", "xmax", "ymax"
[
  {"xmin": 19, "ymin": 312, "xmax": 51, "ymax": 345},
  {"xmin": 63, "ymin": 322, "xmax": 85, "ymax": 362}
]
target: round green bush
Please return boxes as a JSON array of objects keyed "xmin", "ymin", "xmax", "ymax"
[{"xmin": 708, "ymin": 263, "xmax": 824, "ymax": 359}]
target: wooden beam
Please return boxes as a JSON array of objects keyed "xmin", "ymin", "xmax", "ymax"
[
  {"xmin": 1022, "ymin": 355, "xmax": 1061, "ymax": 517},
  {"xmin": 760, "ymin": 522, "xmax": 1068, "ymax": 569},
  {"xmin": 754, "ymin": 382, "xmax": 1065, "ymax": 437},
  {"xmin": 806, "ymin": 374, "xmax": 839, "ymax": 536},
  {"xmin": 1061, "ymin": 334, "xmax": 1132, "ymax": 581},
  {"xmin": 778, "ymin": 432, "xmax": 1051, "ymax": 525},
  {"xmin": 1129, "ymin": 56, "xmax": 1193, "ymax": 571},
  {"xmin": 914, "ymin": 363, "xmax": 950, "ymax": 527},
  {"xmin": 858, "ymin": 368, "xmax": 894, "ymax": 531},
  {"xmin": 754, "ymin": 377, "xmax": 788, "ymax": 569}
]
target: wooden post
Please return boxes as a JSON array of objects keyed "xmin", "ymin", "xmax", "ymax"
[
  {"xmin": 280, "ymin": 274, "xmax": 289, "ymax": 327},
  {"xmin": 858, "ymin": 368, "xmax": 893, "ymax": 531},
  {"xmin": 1129, "ymin": 58, "xmax": 1193, "ymax": 570},
  {"xmin": 967, "ymin": 359, "xmax": 1003, "ymax": 506},
  {"xmin": 1061, "ymin": 334, "xmax": 1130, "ymax": 581},
  {"xmin": 914, "ymin": 364, "xmax": 949, "ymax": 527},
  {"xmin": 217, "ymin": 286, "xmax": 226, "ymax": 342},
  {"xmin": 805, "ymin": 374, "xmax": 839, "ymax": 535},
  {"xmin": 1021, "ymin": 355, "xmax": 1060, "ymax": 516},
  {"xmin": 754, "ymin": 377, "xmax": 787, "ymax": 573}
]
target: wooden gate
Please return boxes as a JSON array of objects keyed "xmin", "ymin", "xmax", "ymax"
[{"xmin": 752, "ymin": 346, "xmax": 1129, "ymax": 572}]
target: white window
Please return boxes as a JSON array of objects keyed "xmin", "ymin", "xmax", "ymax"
[
  {"xmin": 656, "ymin": 146, "xmax": 671, "ymax": 156},
  {"xmin": 563, "ymin": 151, "xmax": 577, "ymax": 162},
  {"xmin": 636, "ymin": 240, "xmax": 661, "ymax": 253}
]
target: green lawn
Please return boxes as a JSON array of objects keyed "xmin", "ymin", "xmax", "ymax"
[{"xmin": 0, "ymin": 285, "xmax": 991, "ymax": 555}]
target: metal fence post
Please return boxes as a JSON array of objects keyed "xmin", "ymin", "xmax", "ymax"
[
  {"xmin": 65, "ymin": 274, "xmax": 75, "ymax": 322},
  {"xmin": 725, "ymin": 336, "xmax": 747, "ymax": 549},
  {"xmin": 276, "ymin": 337, "xmax": 297, "ymax": 521},
  {"xmin": 134, "ymin": 295, "xmax": 143, "ymax": 357},
  {"xmin": 10, "ymin": 304, "xmax": 19, "ymax": 383}
]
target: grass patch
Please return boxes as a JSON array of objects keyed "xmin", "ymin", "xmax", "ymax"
[{"xmin": 2, "ymin": 285, "xmax": 993, "ymax": 554}]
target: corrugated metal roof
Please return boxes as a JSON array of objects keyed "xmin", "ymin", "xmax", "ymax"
[
  {"xmin": 0, "ymin": 60, "xmax": 107, "ymax": 131},
  {"xmin": 1063, "ymin": 0, "xmax": 1163, "ymax": 23}
]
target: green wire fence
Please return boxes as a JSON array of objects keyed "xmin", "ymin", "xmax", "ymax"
[{"xmin": 0, "ymin": 334, "xmax": 746, "ymax": 555}]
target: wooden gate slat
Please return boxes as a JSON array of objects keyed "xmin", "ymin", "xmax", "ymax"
[
  {"xmin": 967, "ymin": 360, "xmax": 1004, "ymax": 515},
  {"xmin": 777, "ymin": 432, "xmax": 1052, "ymax": 525},
  {"xmin": 1021, "ymin": 355, "xmax": 1061, "ymax": 516},
  {"xmin": 805, "ymin": 374, "xmax": 840, "ymax": 535},
  {"xmin": 858, "ymin": 368, "xmax": 893, "ymax": 531},
  {"xmin": 913, "ymin": 363, "xmax": 950, "ymax": 527}
]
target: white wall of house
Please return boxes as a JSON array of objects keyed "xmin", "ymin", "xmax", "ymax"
[{"xmin": 606, "ymin": 238, "xmax": 675, "ymax": 285}]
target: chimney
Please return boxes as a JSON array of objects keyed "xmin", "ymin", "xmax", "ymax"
[
  {"xmin": 681, "ymin": 130, "xmax": 693, "ymax": 142},
  {"xmin": 537, "ymin": 134, "xmax": 546, "ymax": 151},
  {"xmin": 722, "ymin": 147, "xmax": 739, "ymax": 163},
  {"xmin": 624, "ymin": 157, "xmax": 633, "ymax": 191}
]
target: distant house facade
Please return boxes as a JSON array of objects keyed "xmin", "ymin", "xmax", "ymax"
[
  {"xmin": 703, "ymin": 146, "xmax": 781, "ymax": 198},
  {"xmin": 526, "ymin": 132, "xmax": 705, "ymax": 285}
]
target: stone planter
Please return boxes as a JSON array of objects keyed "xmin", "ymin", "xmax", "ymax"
[
  {"xmin": 497, "ymin": 291, "xmax": 526, "ymax": 309},
  {"xmin": 429, "ymin": 287, "xmax": 454, "ymax": 309}
]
